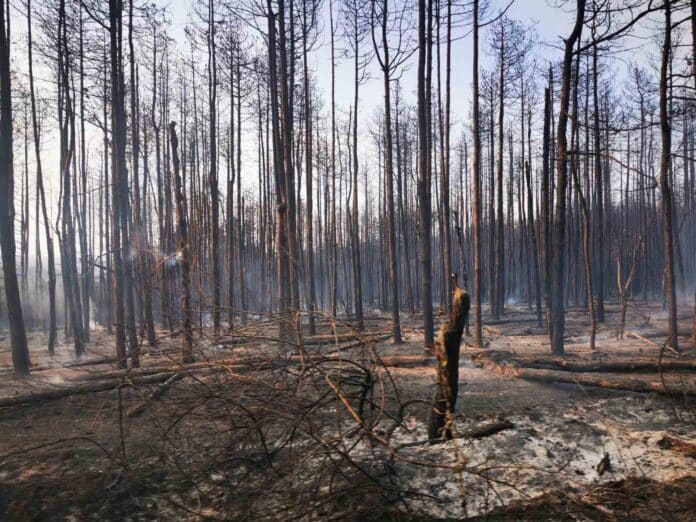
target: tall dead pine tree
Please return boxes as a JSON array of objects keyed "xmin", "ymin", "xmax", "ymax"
[
  {"xmin": 208, "ymin": 0, "xmax": 221, "ymax": 335},
  {"xmin": 371, "ymin": 0, "xmax": 404, "ymax": 344},
  {"xmin": 417, "ymin": 0, "xmax": 434, "ymax": 347},
  {"xmin": 169, "ymin": 122, "xmax": 195, "ymax": 363},
  {"xmin": 470, "ymin": 0, "xmax": 483, "ymax": 348},
  {"xmin": 0, "ymin": 0, "xmax": 31, "ymax": 375},
  {"xmin": 658, "ymin": 0, "xmax": 678, "ymax": 351},
  {"xmin": 550, "ymin": 0, "xmax": 585, "ymax": 355},
  {"xmin": 27, "ymin": 0, "xmax": 57, "ymax": 356}
]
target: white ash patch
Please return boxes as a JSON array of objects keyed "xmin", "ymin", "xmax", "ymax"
[{"xmin": 386, "ymin": 396, "xmax": 695, "ymax": 518}]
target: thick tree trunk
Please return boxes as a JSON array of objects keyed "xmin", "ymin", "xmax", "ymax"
[
  {"xmin": 0, "ymin": 1, "xmax": 31, "ymax": 375},
  {"xmin": 418, "ymin": 0, "xmax": 434, "ymax": 348},
  {"xmin": 429, "ymin": 276, "xmax": 469, "ymax": 441},
  {"xmin": 550, "ymin": 0, "xmax": 585, "ymax": 355}
]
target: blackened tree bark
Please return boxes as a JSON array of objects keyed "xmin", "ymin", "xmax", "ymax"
[
  {"xmin": 109, "ymin": 0, "xmax": 129, "ymax": 368},
  {"xmin": 550, "ymin": 0, "xmax": 585, "ymax": 355},
  {"xmin": 591, "ymin": 24, "xmax": 605, "ymax": 323},
  {"xmin": 58, "ymin": 0, "xmax": 85, "ymax": 358},
  {"xmin": 417, "ymin": 0, "xmax": 434, "ymax": 347},
  {"xmin": 0, "ymin": 0, "xmax": 31, "ymax": 375},
  {"xmin": 27, "ymin": 0, "xmax": 57, "ymax": 355},
  {"xmin": 429, "ymin": 274, "xmax": 469, "ymax": 441},
  {"xmin": 658, "ymin": 0, "xmax": 678, "ymax": 351},
  {"xmin": 494, "ymin": 20, "xmax": 505, "ymax": 320},
  {"xmin": 169, "ymin": 122, "xmax": 195, "ymax": 363},
  {"xmin": 302, "ymin": 0, "xmax": 319, "ymax": 334},
  {"xmin": 470, "ymin": 0, "xmax": 483, "ymax": 348},
  {"xmin": 208, "ymin": 0, "xmax": 221, "ymax": 335},
  {"xmin": 541, "ymin": 85, "xmax": 551, "ymax": 334},
  {"xmin": 371, "ymin": 0, "xmax": 405, "ymax": 344}
]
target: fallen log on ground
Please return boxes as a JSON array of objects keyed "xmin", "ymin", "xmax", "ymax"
[
  {"xmin": 484, "ymin": 317, "xmax": 541, "ymax": 326},
  {"xmin": 475, "ymin": 350, "xmax": 696, "ymax": 373},
  {"xmin": 325, "ymin": 334, "xmax": 393, "ymax": 354},
  {"xmin": 0, "ymin": 352, "xmax": 426, "ymax": 408},
  {"xmin": 657, "ymin": 435, "xmax": 696, "ymax": 458},
  {"xmin": 463, "ymin": 419, "xmax": 515, "ymax": 438},
  {"xmin": 472, "ymin": 354, "xmax": 696, "ymax": 397},
  {"xmin": 396, "ymin": 419, "xmax": 515, "ymax": 449},
  {"xmin": 301, "ymin": 332, "xmax": 390, "ymax": 345},
  {"xmin": 626, "ymin": 329, "xmax": 692, "ymax": 340},
  {"xmin": 0, "ymin": 371, "xmax": 191, "ymax": 408}
]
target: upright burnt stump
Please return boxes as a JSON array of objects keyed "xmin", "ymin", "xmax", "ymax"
[{"xmin": 429, "ymin": 274, "xmax": 470, "ymax": 441}]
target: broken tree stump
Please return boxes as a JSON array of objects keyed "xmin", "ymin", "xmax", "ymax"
[{"xmin": 428, "ymin": 274, "xmax": 470, "ymax": 442}]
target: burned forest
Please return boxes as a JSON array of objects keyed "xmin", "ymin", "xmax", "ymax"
[{"xmin": 0, "ymin": 0, "xmax": 696, "ymax": 519}]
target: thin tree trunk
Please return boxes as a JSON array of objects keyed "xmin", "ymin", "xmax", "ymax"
[
  {"xmin": 658, "ymin": 0, "xmax": 678, "ymax": 351},
  {"xmin": 27, "ymin": 0, "xmax": 57, "ymax": 355},
  {"xmin": 470, "ymin": 0, "xmax": 483, "ymax": 348},
  {"xmin": 169, "ymin": 122, "xmax": 195, "ymax": 363}
]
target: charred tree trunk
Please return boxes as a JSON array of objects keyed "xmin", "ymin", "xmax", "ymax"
[
  {"xmin": 418, "ymin": 0, "xmax": 434, "ymax": 347},
  {"xmin": 550, "ymin": 0, "xmax": 585, "ymax": 355},
  {"xmin": 27, "ymin": 0, "xmax": 56, "ymax": 355},
  {"xmin": 0, "ymin": 0, "xmax": 31, "ymax": 375},
  {"xmin": 169, "ymin": 122, "xmax": 195, "ymax": 363},
  {"xmin": 429, "ymin": 274, "xmax": 469, "ymax": 441},
  {"xmin": 375, "ymin": 0, "xmax": 403, "ymax": 344},
  {"xmin": 470, "ymin": 0, "xmax": 483, "ymax": 348},
  {"xmin": 208, "ymin": 0, "xmax": 221, "ymax": 335},
  {"xmin": 658, "ymin": 0, "xmax": 678, "ymax": 351}
]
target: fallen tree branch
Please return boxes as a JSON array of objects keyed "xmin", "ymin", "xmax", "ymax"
[{"xmin": 126, "ymin": 372, "xmax": 185, "ymax": 418}]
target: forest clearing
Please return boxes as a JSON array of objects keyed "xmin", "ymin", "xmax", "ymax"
[{"xmin": 0, "ymin": 0, "xmax": 695, "ymax": 519}]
